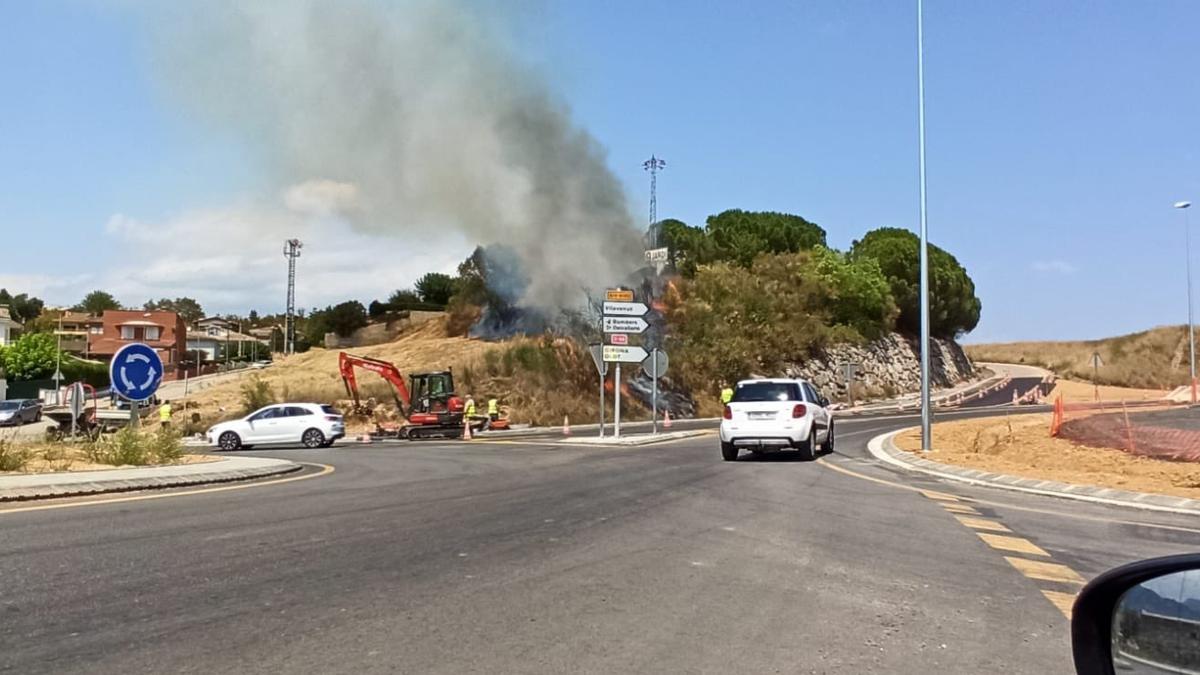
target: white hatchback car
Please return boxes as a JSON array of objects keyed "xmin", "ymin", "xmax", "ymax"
[
  {"xmin": 719, "ymin": 378, "xmax": 833, "ymax": 462},
  {"xmin": 207, "ymin": 403, "xmax": 345, "ymax": 451}
]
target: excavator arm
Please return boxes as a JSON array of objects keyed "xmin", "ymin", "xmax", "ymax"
[{"xmin": 339, "ymin": 352, "xmax": 413, "ymax": 417}]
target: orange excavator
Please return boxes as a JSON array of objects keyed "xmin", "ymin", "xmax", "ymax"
[{"xmin": 338, "ymin": 352, "xmax": 506, "ymax": 439}]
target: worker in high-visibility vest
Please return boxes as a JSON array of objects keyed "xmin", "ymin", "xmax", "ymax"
[
  {"xmin": 720, "ymin": 386, "xmax": 734, "ymax": 404},
  {"xmin": 158, "ymin": 400, "xmax": 173, "ymax": 430},
  {"xmin": 464, "ymin": 395, "xmax": 477, "ymax": 419},
  {"xmin": 487, "ymin": 397, "xmax": 500, "ymax": 422}
]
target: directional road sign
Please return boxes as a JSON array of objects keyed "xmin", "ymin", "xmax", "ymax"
[
  {"xmin": 110, "ymin": 343, "xmax": 164, "ymax": 401},
  {"xmin": 644, "ymin": 247, "xmax": 669, "ymax": 263},
  {"xmin": 603, "ymin": 301, "xmax": 648, "ymax": 317},
  {"xmin": 603, "ymin": 345, "xmax": 649, "ymax": 363},
  {"xmin": 605, "ymin": 289, "xmax": 634, "ymax": 302},
  {"xmin": 603, "ymin": 316, "xmax": 649, "ymax": 334},
  {"xmin": 608, "ymin": 333, "xmax": 629, "ymax": 345}
]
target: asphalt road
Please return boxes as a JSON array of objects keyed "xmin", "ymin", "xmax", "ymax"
[{"xmin": 3, "ymin": 409, "xmax": 1199, "ymax": 674}]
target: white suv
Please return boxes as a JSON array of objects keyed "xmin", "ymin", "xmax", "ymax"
[
  {"xmin": 719, "ymin": 378, "xmax": 833, "ymax": 462},
  {"xmin": 207, "ymin": 403, "xmax": 345, "ymax": 450}
]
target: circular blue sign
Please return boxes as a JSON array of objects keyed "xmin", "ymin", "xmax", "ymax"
[{"xmin": 109, "ymin": 343, "xmax": 164, "ymax": 401}]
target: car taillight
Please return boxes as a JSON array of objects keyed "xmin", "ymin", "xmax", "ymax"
[
  {"xmin": 792, "ymin": 404, "xmax": 807, "ymax": 418},
  {"xmin": 723, "ymin": 405, "xmax": 732, "ymax": 420},
  {"xmin": 325, "ymin": 415, "xmax": 341, "ymax": 421}
]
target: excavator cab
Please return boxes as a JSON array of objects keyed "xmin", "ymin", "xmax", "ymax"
[
  {"xmin": 339, "ymin": 352, "xmax": 466, "ymax": 438},
  {"xmin": 409, "ymin": 371, "xmax": 456, "ymax": 414}
]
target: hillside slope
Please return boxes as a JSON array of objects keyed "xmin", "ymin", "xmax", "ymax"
[{"xmin": 966, "ymin": 326, "xmax": 1191, "ymax": 389}]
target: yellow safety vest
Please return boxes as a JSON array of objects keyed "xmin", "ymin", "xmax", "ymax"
[
  {"xmin": 159, "ymin": 404, "xmax": 172, "ymax": 421},
  {"xmin": 465, "ymin": 400, "xmax": 476, "ymax": 417},
  {"xmin": 487, "ymin": 399, "xmax": 499, "ymax": 415},
  {"xmin": 720, "ymin": 388, "xmax": 733, "ymax": 404}
]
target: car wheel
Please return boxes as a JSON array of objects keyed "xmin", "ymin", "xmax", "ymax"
[
  {"xmin": 794, "ymin": 436, "xmax": 816, "ymax": 461},
  {"xmin": 302, "ymin": 428, "xmax": 326, "ymax": 449},
  {"xmin": 721, "ymin": 441, "xmax": 739, "ymax": 462},
  {"xmin": 821, "ymin": 423, "xmax": 834, "ymax": 454},
  {"xmin": 218, "ymin": 431, "xmax": 242, "ymax": 451}
]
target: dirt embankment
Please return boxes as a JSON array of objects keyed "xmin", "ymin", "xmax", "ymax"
[{"xmin": 894, "ymin": 414, "xmax": 1200, "ymax": 499}]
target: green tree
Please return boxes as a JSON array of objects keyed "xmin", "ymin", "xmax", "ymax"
[
  {"xmin": 75, "ymin": 290, "xmax": 122, "ymax": 314},
  {"xmin": 849, "ymin": 227, "xmax": 981, "ymax": 338},
  {"xmin": 0, "ymin": 333, "xmax": 59, "ymax": 381},
  {"xmin": 660, "ymin": 211, "xmax": 827, "ymax": 277},
  {"xmin": 387, "ymin": 289, "xmax": 422, "ymax": 306},
  {"xmin": 143, "ymin": 297, "xmax": 205, "ymax": 323},
  {"xmin": 0, "ymin": 289, "xmax": 45, "ymax": 323},
  {"xmin": 326, "ymin": 301, "xmax": 368, "ymax": 337},
  {"xmin": 809, "ymin": 246, "xmax": 898, "ymax": 339},
  {"xmin": 414, "ymin": 272, "xmax": 457, "ymax": 306}
]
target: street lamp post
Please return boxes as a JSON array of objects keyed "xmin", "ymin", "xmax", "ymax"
[
  {"xmin": 1177, "ymin": 200, "xmax": 1195, "ymax": 402},
  {"xmin": 917, "ymin": 0, "xmax": 933, "ymax": 450}
]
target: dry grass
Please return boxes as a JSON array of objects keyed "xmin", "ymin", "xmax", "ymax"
[
  {"xmin": 1044, "ymin": 378, "xmax": 1168, "ymax": 403},
  {"xmin": 0, "ymin": 441, "xmax": 216, "ymax": 474},
  {"xmin": 966, "ymin": 325, "xmax": 1191, "ymax": 389},
  {"xmin": 895, "ymin": 413, "xmax": 1200, "ymax": 499}
]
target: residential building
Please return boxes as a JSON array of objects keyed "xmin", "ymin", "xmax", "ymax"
[
  {"xmin": 187, "ymin": 317, "xmax": 269, "ymax": 362},
  {"xmin": 0, "ymin": 306, "xmax": 21, "ymax": 346},
  {"xmin": 65, "ymin": 310, "xmax": 188, "ymax": 378}
]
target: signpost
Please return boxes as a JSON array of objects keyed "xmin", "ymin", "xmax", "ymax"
[
  {"xmin": 603, "ymin": 316, "xmax": 649, "ymax": 334},
  {"xmin": 68, "ymin": 381, "xmax": 85, "ymax": 437},
  {"xmin": 605, "ymin": 289, "xmax": 634, "ymax": 302},
  {"xmin": 1091, "ymin": 352, "xmax": 1104, "ymax": 402},
  {"xmin": 109, "ymin": 343, "xmax": 164, "ymax": 428},
  {"xmin": 603, "ymin": 345, "xmax": 649, "ymax": 363},
  {"xmin": 602, "ymin": 301, "xmax": 649, "ymax": 317},
  {"xmin": 839, "ymin": 362, "xmax": 860, "ymax": 405},
  {"xmin": 641, "ymin": 349, "xmax": 669, "ymax": 434},
  {"xmin": 588, "ymin": 344, "xmax": 608, "ymax": 437},
  {"xmin": 644, "ymin": 247, "xmax": 669, "ymax": 264}
]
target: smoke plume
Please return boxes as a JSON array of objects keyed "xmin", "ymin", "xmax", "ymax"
[{"xmin": 145, "ymin": 0, "xmax": 643, "ymax": 311}]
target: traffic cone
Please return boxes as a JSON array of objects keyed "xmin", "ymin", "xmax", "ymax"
[
  {"xmin": 463, "ymin": 419, "xmax": 472, "ymax": 441},
  {"xmin": 562, "ymin": 415, "xmax": 571, "ymax": 436},
  {"xmin": 663, "ymin": 410, "xmax": 672, "ymax": 429}
]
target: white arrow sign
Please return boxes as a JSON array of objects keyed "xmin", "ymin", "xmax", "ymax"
[
  {"xmin": 603, "ymin": 316, "xmax": 649, "ymax": 334},
  {"xmin": 603, "ymin": 301, "xmax": 648, "ymax": 317},
  {"xmin": 603, "ymin": 345, "xmax": 649, "ymax": 363}
]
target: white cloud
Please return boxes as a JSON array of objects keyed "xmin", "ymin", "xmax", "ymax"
[
  {"xmin": 97, "ymin": 188, "xmax": 471, "ymax": 315},
  {"xmin": 1031, "ymin": 260, "xmax": 1076, "ymax": 275}
]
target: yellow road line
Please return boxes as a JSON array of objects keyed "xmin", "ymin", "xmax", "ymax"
[
  {"xmin": 1004, "ymin": 557, "xmax": 1085, "ymax": 584},
  {"xmin": 941, "ymin": 503, "xmax": 980, "ymax": 515},
  {"xmin": 0, "ymin": 463, "xmax": 334, "ymax": 516},
  {"xmin": 920, "ymin": 489, "xmax": 959, "ymax": 501},
  {"xmin": 976, "ymin": 533, "xmax": 1049, "ymax": 557},
  {"xmin": 1041, "ymin": 590, "xmax": 1076, "ymax": 619},
  {"xmin": 954, "ymin": 515, "xmax": 1011, "ymax": 532},
  {"xmin": 816, "ymin": 458, "xmax": 1200, "ymax": 535}
]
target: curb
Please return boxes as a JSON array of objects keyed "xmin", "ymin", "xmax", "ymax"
[
  {"xmin": 867, "ymin": 429, "xmax": 1200, "ymax": 516},
  {"xmin": 557, "ymin": 429, "xmax": 713, "ymax": 447},
  {"xmin": 0, "ymin": 459, "xmax": 303, "ymax": 502}
]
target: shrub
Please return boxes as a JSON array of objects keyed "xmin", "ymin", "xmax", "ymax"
[
  {"xmin": 149, "ymin": 428, "xmax": 185, "ymax": 463},
  {"xmin": 0, "ymin": 439, "xmax": 30, "ymax": 472},
  {"xmin": 95, "ymin": 426, "xmax": 153, "ymax": 466},
  {"xmin": 240, "ymin": 376, "xmax": 276, "ymax": 414}
]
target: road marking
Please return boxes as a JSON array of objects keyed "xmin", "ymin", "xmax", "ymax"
[
  {"xmin": 940, "ymin": 503, "xmax": 980, "ymax": 515},
  {"xmin": 953, "ymin": 515, "xmax": 1011, "ymax": 532},
  {"xmin": 1041, "ymin": 590, "xmax": 1076, "ymax": 619},
  {"xmin": 976, "ymin": 533, "xmax": 1049, "ymax": 557},
  {"xmin": 920, "ymin": 489, "xmax": 959, "ymax": 501},
  {"xmin": 1004, "ymin": 557, "xmax": 1085, "ymax": 584},
  {"xmin": 816, "ymin": 457, "xmax": 1200, "ymax": 535},
  {"xmin": 0, "ymin": 463, "xmax": 335, "ymax": 515}
]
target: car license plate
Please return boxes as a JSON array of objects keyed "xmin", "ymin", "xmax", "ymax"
[{"xmin": 749, "ymin": 411, "xmax": 775, "ymax": 420}]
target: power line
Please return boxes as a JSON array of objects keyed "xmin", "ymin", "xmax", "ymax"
[{"xmin": 283, "ymin": 239, "xmax": 303, "ymax": 355}]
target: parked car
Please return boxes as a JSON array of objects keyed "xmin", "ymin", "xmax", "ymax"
[
  {"xmin": 718, "ymin": 378, "xmax": 833, "ymax": 462},
  {"xmin": 0, "ymin": 399, "xmax": 42, "ymax": 426},
  {"xmin": 206, "ymin": 403, "xmax": 345, "ymax": 450}
]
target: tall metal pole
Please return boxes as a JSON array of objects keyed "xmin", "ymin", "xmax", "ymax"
[
  {"xmin": 283, "ymin": 239, "xmax": 303, "ymax": 355},
  {"xmin": 917, "ymin": 0, "xmax": 933, "ymax": 450},
  {"xmin": 1178, "ymin": 201, "xmax": 1196, "ymax": 401},
  {"xmin": 614, "ymin": 363, "xmax": 622, "ymax": 439},
  {"xmin": 643, "ymin": 156, "xmax": 666, "ymax": 247}
]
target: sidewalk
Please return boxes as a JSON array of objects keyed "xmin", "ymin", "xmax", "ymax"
[
  {"xmin": 868, "ymin": 428, "xmax": 1200, "ymax": 516},
  {"xmin": 0, "ymin": 455, "xmax": 301, "ymax": 501}
]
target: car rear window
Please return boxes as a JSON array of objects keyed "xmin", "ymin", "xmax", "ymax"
[
  {"xmin": 285, "ymin": 406, "xmax": 312, "ymax": 417},
  {"xmin": 320, "ymin": 405, "xmax": 340, "ymax": 416},
  {"xmin": 731, "ymin": 382, "xmax": 802, "ymax": 402}
]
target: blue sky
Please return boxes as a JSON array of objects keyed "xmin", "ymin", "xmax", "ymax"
[{"xmin": 3, "ymin": 1, "xmax": 1199, "ymax": 343}]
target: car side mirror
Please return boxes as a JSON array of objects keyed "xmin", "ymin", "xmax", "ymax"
[{"xmin": 1072, "ymin": 553, "xmax": 1200, "ymax": 674}]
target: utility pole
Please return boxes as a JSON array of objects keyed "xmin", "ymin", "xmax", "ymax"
[
  {"xmin": 916, "ymin": 0, "xmax": 933, "ymax": 451},
  {"xmin": 283, "ymin": 239, "xmax": 303, "ymax": 355},
  {"xmin": 643, "ymin": 156, "xmax": 666, "ymax": 247},
  {"xmin": 1176, "ymin": 201, "xmax": 1195, "ymax": 402}
]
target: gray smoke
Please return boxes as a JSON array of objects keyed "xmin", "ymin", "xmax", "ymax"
[{"xmin": 144, "ymin": 0, "xmax": 643, "ymax": 311}]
